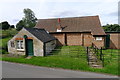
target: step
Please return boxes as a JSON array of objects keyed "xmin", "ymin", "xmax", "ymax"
[
  {"xmin": 88, "ymin": 55, "xmax": 94, "ymax": 57},
  {"xmin": 88, "ymin": 62, "xmax": 96, "ymax": 64},
  {"xmin": 89, "ymin": 58, "xmax": 97, "ymax": 60},
  {"xmin": 88, "ymin": 52, "xmax": 93, "ymax": 53},
  {"xmin": 89, "ymin": 59, "xmax": 98, "ymax": 62},
  {"xmin": 91, "ymin": 64, "xmax": 103, "ymax": 68},
  {"xmin": 89, "ymin": 56, "xmax": 97, "ymax": 59},
  {"xmin": 88, "ymin": 53, "xmax": 94, "ymax": 55},
  {"xmin": 26, "ymin": 56, "xmax": 32, "ymax": 59}
]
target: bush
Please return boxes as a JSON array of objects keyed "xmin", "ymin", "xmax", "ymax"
[
  {"xmin": 0, "ymin": 49, "xmax": 8, "ymax": 54},
  {"xmin": 1, "ymin": 29, "xmax": 18, "ymax": 38}
]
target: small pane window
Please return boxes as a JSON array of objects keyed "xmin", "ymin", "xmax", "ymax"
[
  {"xmin": 10, "ymin": 41, "xmax": 15, "ymax": 47},
  {"xmin": 16, "ymin": 40, "xmax": 24, "ymax": 50},
  {"xmin": 95, "ymin": 37, "xmax": 102, "ymax": 40},
  {"xmin": 20, "ymin": 41, "xmax": 23, "ymax": 49}
]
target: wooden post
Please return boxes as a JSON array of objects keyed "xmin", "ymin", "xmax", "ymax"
[
  {"xmin": 86, "ymin": 47, "xmax": 89, "ymax": 65},
  {"xmin": 68, "ymin": 46, "xmax": 70, "ymax": 57},
  {"xmin": 101, "ymin": 47, "xmax": 104, "ymax": 67},
  {"xmin": 64, "ymin": 33, "xmax": 67, "ymax": 46},
  {"xmin": 100, "ymin": 47, "xmax": 102, "ymax": 60},
  {"xmin": 77, "ymin": 48, "xmax": 79, "ymax": 58},
  {"xmin": 81, "ymin": 33, "xmax": 84, "ymax": 46}
]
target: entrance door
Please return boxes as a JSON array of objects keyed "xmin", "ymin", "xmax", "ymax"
[
  {"xmin": 105, "ymin": 34, "xmax": 110, "ymax": 48},
  {"xmin": 26, "ymin": 39, "xmax": 34, "ymax": 56}
]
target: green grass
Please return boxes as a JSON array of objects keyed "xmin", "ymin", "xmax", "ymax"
[
  {"xmin": 0, "ymin": 37, "xmax": 12, "ymax": 54},
  {"xmin": 0, "ymin": 29, "xmax": 18, "ymax": 54},
  {"xmin": 102, "ymin": 49, "xmax": 119, "ymax": 75},
  {"xmin": 2, "ymin": 46, "xmax": 119, "ymax": 75},
  {"xmin": 0, "ymin": 37, "xmax": 12, "ymax": 48},
  {"xmin": 51, "ymin": 46, "xmax": 86, "ymax": 58}
]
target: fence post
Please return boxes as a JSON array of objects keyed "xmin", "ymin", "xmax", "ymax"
[
  {"xmin": 102, "ymin": 53, "xmax": 104, "ymax": 67},
  {"xmin": 69, "ymin": 46, "xmax": 70, "ymax": 57},
  {"xmin": 100, "ymin": 47, "xmax": 102, "ymax": 60},
  {"xmin": 86, "ymin": 47, "xmax": 89, "ymax": 65},
  {"xmin": 100, "ymin": 47, "xmax": 104, "ymax": 67},
  {"xmin": 77, "ymin": 48, "xmax": 79, "ymax": 58},
  {"xmin": 95, "ymin": 48, "xmax": 96, "ymax": 54}
]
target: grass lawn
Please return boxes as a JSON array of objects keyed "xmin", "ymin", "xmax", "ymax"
[
  {"xmin": 0, "ymin": 37, "xmax": 12, "ymax": 48},
  {"xmin": 2, "ymin": 46, "xmax": 119, "ymax": 76},
  {"xmin": 0, "ymin": 37, "xmax": 12, "ymax": 54},
  {"xmin": 0, "ymin": 29, "xmax": 18, "ymax": 54}
]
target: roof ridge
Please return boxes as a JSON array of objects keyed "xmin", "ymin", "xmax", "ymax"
[
  {"xmin": 38, "ymin": 15, "xmax": 99, "ymax": 20},
  {"xmin": 35, "ymin": 15, "xmax": 106, "ymax": 35},
  {"xmin": 24, "ymin": 27, "xmax": 45, "ymax": 30},
  {"xmin": 24, "ymin": 27, "xmax": 56, "ymax": 42}
]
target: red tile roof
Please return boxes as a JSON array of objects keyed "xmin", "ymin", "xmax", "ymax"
[{"xmin": 35, "ymin": 16, "xmax": 106, "ymax": 35}]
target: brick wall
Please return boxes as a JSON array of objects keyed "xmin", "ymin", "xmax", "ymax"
[
  {"xmin": 106, "ymin": 33, "xmax": 120, "ymax": 49},
  {"xmin": 93, "ymin": 37, "xmax": 105, "ymax": 48},
  {"xmin": 83, "ymin": 33, "xmax": 93, "ymax": 47},
  {"xmin": 66, "ymin": 33, "xmax": 82, "ymax": 45},
  {"xmin": 50, "ymin": 32, "xmax": 105, "ymax": 48},
  {"xmin": 51, "ymin": 33, "xmax": 65, "ymax": 46}
]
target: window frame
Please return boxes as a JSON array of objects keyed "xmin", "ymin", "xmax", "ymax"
[
  {"xmin": 16, "ymin": 40, "xmax": 24, "ymax": 51},
  {"xmin": 95, "ymin": 37, "xmax": 103, "ymax": 41}
]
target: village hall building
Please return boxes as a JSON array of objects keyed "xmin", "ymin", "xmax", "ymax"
[
  {"xmin": 8, "ymin": 15, "xmax": 120, "ymax": 56},
  {"xmin": 35, "ymin": 15, "xmax": 106, "ymax": 48}
]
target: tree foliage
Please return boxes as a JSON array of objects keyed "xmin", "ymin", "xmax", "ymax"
[
  {"xmin": 10, "ymin": 25, "xmax": 15, "ymax": 28},
  {"xmin": 0, "ymin": 21, "xmax": 10, "ymax": 30},
  {"xmin": 16, "ymin": 8, "xmax": 37, "ymax": 31},
  {"xmin": 103, "ymin": 24, "xmax": 120, "ymax": 32},
  {"xmin": 16, "ymin": 20, "xmax": 25, "ymax": 31},
  {"xmin": 22, "ymin": 8, "xmax": 37, "ymax": 28}
]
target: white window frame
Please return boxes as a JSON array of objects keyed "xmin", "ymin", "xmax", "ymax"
[
  {"xmin": 16, "ymin": 40, "xmax": 24, "ymax": 50},
  {"xmin": 57, "ymin": 29, "xmax": 62, "ymax": 32},
  {"xmin": 95, "ymin": 37, "xmax": 103, "ymax": 41}
]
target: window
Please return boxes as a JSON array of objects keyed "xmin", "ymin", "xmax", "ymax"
[
  {"xmin": 57, "ymin": 29, "xmax": 62, "ymax": 32},
  {"xmin": 16, "ymin": 40, "xmax": 24, "ymax": 50},
  {"xmin": 95, "ymin": 37, "xmax": 102, "ymax": 40},
  {"xmin": 10, "ymin": 41, "xmax": 15, "ymax": 47}
]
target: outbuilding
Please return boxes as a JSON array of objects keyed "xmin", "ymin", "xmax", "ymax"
[{"xmin": 8, "ymin": 27, "xmax": 56, "ymax": 56}]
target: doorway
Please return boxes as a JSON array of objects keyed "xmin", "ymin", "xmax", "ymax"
[{"xmin": 26, "ymin": 39, "xmax": 34, "ymax": 56}]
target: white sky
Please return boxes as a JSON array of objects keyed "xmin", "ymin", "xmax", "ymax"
[{"xmin": 0, "ymin": 0, "xmax": 119, "ymax": 25}]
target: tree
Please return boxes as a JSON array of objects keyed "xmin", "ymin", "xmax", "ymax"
[
  {"xmin": 16, "ymin": 20, "xmax": 25, "ymax": 31},
  {"xmin": 10, "ymin": 25, "xmax": 15, "ymax": 28},
  {"xmin": 22, "ymin": 8, "xmax": 37, "ymax": 28},
  {"xmin": 103, "ymin": 24, "xmax": 120, "ymax": 32},
  {"xmin": 1, "ymin": 21, "xmax": 10, "ymax": 30},
  {"xmin": 16, "ymin": 8, "xmax": 37, "ymax": 31},
  {"xmin": 0, "ymin": 23, "xmax": 2, "ymax": 30}
]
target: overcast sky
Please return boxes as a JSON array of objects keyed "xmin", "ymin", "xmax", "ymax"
[{"xmin": 0, "ymin": 0, "xmax": 119, "ymax": 26}]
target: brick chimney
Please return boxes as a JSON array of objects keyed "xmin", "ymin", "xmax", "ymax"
[{"xmin": 57, "ymin": 18, "xmax": 62, "ymax": 32}]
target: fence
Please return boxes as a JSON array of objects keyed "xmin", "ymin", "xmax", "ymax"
[
  {"xmin": 46, "ymin": 46, "xmax": 87, "ymax": 58},
  {"xmin": 102, "ymin": 49, "xmax": 119, "ymax": 64},
  {"xmin": 86, "ymin": 46, "xmax": 119, "ymax": 67},
  {"xmin": 46, "ymin": 46, "xmax": 119, "ymax": 67},
  {"xmin": 86, "ymin": 46, "xmax": 104, "ymax": 67}
]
